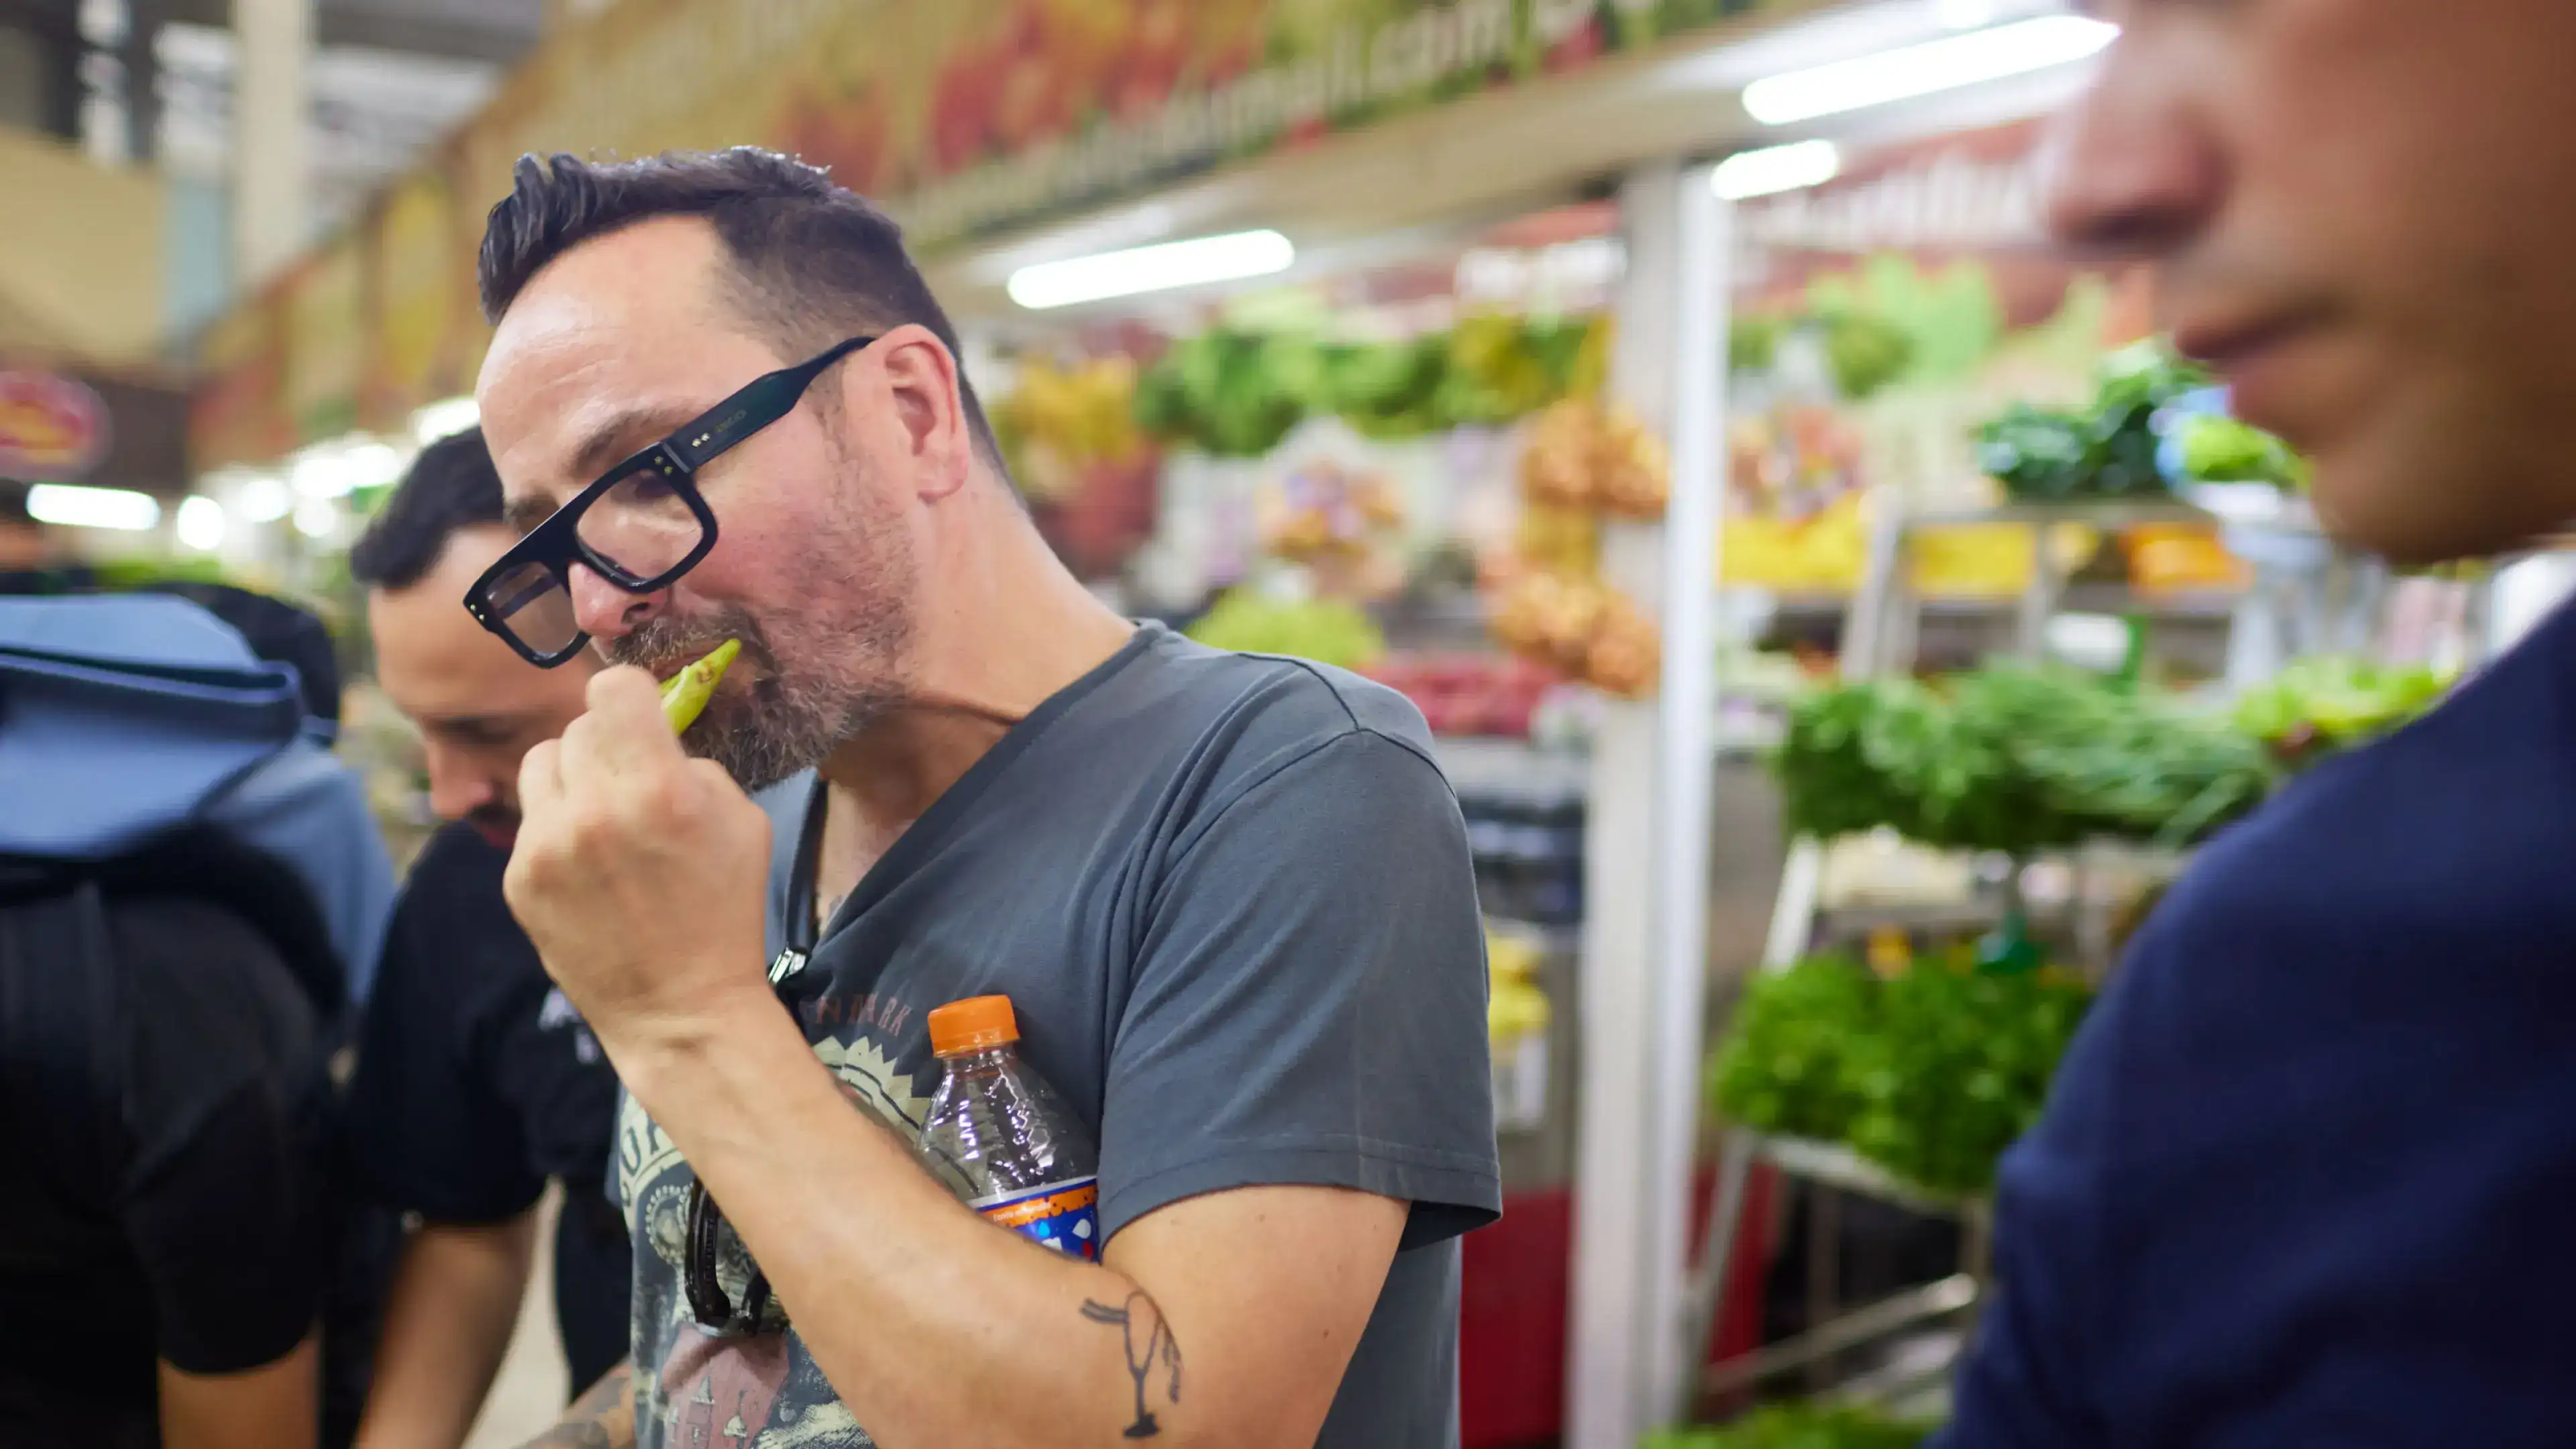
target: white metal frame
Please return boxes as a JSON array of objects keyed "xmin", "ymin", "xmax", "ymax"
[{"xmin": 1566, "ymin": 160, "xmax": 1731, "ymax": 1449}]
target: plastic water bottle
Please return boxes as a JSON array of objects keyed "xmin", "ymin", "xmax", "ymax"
[{"xmin": 918, "ymin": 995, "xmax": 1102, "ymax": 1261}]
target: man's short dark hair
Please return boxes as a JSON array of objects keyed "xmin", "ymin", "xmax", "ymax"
[
  {"xmin": 348, "ymin": 427, "xmax": 504, "ymax": 591},
  {"xmin": 476, "ymin": 148, "xmax": 1001, "ymax": 466}
]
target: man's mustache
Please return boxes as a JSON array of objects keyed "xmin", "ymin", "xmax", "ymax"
[{"xmin": 605, "ymin": 611, "xmax": 782, "ymax": 680}]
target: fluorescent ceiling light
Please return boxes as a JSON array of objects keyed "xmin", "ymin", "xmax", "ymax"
[
  {"xmin": 411, "ymin": 396, "xmax": 479, "ymax": 444},
  {"xmin": 1713, "ymin": 140, "xmax": 1842, "ymax": 200},
  {"xmin": 292, "ymin": 438, "xmax": 409, "ymax": 498},
  {"xmin": 235, "ymin": 472, "xmax": 292, "ymax": 523},
  {"xmin": 1008, "ymin": 229, "xmax": 1296, "ymax": 310},
  {"xmin": 176, "ymin": 494, "xmax": 227, "ymax": 551},
  {"xmin": 347, "ymin": 441, "xmax": 407, "ymax": 489},
  {"xmin": 293, "ymin": 494, "xmax": 340, "ymax": 539},
  {"xmin": 1934, "ymin": 0, "xmax": 2002, "ymax": 28},
  {"xmin": 27, "ymin": 483, "xmax": 160, "ymax": 531},
  {"xmin": 1743, "ymin": 15, "xmax": 2118, "ymax": 125},
  {"xmin": 293, "ymin": 448, "xmax": 357, "ymax": 498}
]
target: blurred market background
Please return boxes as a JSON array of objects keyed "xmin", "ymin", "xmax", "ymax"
[{"xmin": 5, "ymin": 1, "xmax": 2565, "ymax": 1446}]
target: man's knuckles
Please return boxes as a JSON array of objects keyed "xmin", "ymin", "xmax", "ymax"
[
  {"xmin": 502, "ymin": 838, "xmax": 568, "ymax": 911},
  {"xmin": 589, "ymin": 663, "xmax": 659, "ymax": 710}
]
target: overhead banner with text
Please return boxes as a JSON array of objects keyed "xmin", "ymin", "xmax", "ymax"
[{"xmin": 198, "ymin": 0, "xmax": 1799, "ymax": 464}]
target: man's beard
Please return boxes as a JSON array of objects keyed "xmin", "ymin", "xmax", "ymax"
[{"xmin": 606, "ymin": 582, "xmax": 914, "ymax": 792}]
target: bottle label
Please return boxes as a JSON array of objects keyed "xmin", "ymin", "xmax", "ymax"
[{"xmin": 969, "ymin": 1176, "xmax": 1101, "ymax": 1261}]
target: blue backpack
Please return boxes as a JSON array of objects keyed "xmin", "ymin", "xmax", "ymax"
[
  {"xmin": 1, "ymin": 593, "xmax": 400, "ymax": 1204},
  {"xmin": 0, "ymin": 594, "xmax": 404, "ymax": 1448},
  {"xmin": 0, "ymin": 592, "xmax": 394, "ymax": 999}
]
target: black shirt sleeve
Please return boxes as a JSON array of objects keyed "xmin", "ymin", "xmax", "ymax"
[
  {"xmin": 343, "ymin": 828, "xmax": 546, "ymax": 1224},
  {"xmin": 115, "ymin": 898, "xmax": 328, "ymax": 1376}
]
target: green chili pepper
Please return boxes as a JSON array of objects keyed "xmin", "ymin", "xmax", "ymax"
[{"xmin": 659, "ymin": 638, "xmax": 741, "ymax": 735}]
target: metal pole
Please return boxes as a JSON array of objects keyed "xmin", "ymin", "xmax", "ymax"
[
  {"xmin": 1647, "ymin": 159, "xmax": 1729, "ymax": 1432},
  {"xmin": 1568, "ymin": 162, "xmax": 1679, "ymax": 1449},
  {"xmin": 1566, "ymin": 158, "xmax": 1730, "ymax": 1449},
  {"xmin": 1699, "ymin": 1275, "xmax": 1982, "ymax": 1401}
]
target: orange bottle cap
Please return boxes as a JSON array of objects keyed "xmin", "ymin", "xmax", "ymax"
[{"xmin": 928, "ymin": 995, "xmax": 1019, "ymax": 1057}]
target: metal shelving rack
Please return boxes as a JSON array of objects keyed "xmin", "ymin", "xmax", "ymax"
[{"xmin": 1676, "ymin": 490, "xmax": 2469, "ymax": 1423}]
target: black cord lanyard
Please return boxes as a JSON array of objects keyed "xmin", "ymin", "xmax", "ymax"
[
  {"xmin": 684, "ymin": 779, "xmax": 828, "ymax": 1332},
  {"xmin": 769, "ymin": 775, "xmax": 830, "ymax": 984}
]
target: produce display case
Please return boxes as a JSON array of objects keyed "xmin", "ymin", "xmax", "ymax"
[
  {"xmin": 1666, "ymin": 52, "xmax": 2536, "ymax": 1437},
  {"xmin": 167, "ymin": 1, "xmax": 2576, "ymax": 1443},
  {"xmin": 1682, "ymin": 474, "xmax": 2489, "ymax": 1429}
]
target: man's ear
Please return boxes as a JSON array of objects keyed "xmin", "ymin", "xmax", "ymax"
[{"xmin": 863, "ymin": 324, "xmax": 973, "ymax": 502}]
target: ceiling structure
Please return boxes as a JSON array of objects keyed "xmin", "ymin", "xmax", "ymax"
[
  {"xmin": 930, "ymin": 0, "xmax": 2084, "ymax": 326},
  {"xmin": 1, "ymin": 0, "xmax": 547, "ymax": 226}
]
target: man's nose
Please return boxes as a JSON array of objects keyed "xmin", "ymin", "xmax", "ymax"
[
  {"xmin": 568, "ymin": 561, "xmax": 661, "ymax": 645},
  {"xmin": 424, "ymin": 743, "xmax": 500, "ymax": 823},
  {"xmin": 2041, "ymin": 39, "xmax": 2222, "ymax": 262}
]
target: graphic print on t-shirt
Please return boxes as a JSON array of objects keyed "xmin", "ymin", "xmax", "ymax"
[
  {"xmin": 537, "ymin": 985, "xmax": 603, "ymax": 1065},
  {"xmin": 616, "ymin": 1018, "xmax": 931, "ymax": 1449}
]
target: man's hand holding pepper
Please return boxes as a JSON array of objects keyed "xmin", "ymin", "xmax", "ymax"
[{"xmin": 503, "ymin": 665, "xmax": 775, "ymax": 1061}]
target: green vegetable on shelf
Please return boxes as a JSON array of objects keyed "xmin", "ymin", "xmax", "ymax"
[
  {"xmin": 1134, "ymin": 313, "xmax": 1607, "ymax": 455},
  {"xmin": 2232, "ymin": 656, "xmax": 2452, "ymax": 759},
  {"xmin": 1183, "ymin": 590, "xmax": 1388, "ymax": 671},
  {"xmin": 2175, "ymin": 412, "xmax": 2308, "ymax": 489},
  {"xmin": 1326, "ymin": 336, "xmax": 1449, "ymax": 439},
  {"xmin": 1976, "ymin": 338, "xmax": 2212, "ymax": 502},
  {"xmin": 1974, "ymin": 403, "xmax": 2094, "ymax": 502},
  {"xmin": 1712, "ymin": 951, "xmax": 2096, "ymax": 1200},
  {"xmin": 1838, "ymin": 953, "xmax": 2093, "ymax": 1197},
  {"xmin": 1774, "ymin": 665, "xmax": 2276, "ymax": 856},
  {"xmin": 1729, "ymin": 315, "xmax": 1782, "ymax": 376},
  {"xmin": 1710, "ymin": 955, "xmax": 1876, "ymax": 1144},
  {"xmin": 1819, "ymin": 311, "xmax": 1916, "ymax": 403},
  {"xmin": 2094, "ymin": 338, "xmax": 2210, "ymax": 422},
  {"xmin": 1133, "ymin": 327, "xmax": 1325, "ymax": 458}
]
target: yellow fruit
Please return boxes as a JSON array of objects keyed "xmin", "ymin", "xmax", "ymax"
[
  {"xmin": 1487, "ymin": 933, "xmax": 1543, "ymax": 983},
  {"xmin": 1488, "ymin": 980, "xmax": 1552, "ymax": 1042}
]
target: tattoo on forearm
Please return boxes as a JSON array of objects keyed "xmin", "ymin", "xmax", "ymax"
[
  {"xmin": 519, "ymin": 1363, "xmax": 635, "ymax": 1449},
  {"xmin": 1082, "ymin": 1292, "xmax": 1183, "ymax": 1440}
]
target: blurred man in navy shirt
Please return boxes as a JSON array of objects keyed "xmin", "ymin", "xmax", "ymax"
[{"xmin": 1944, "ymin": 5, "xmax": 2576, "ymax": 1446}]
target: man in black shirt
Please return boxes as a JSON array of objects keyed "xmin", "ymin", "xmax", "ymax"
[
  {"xmin": 1, "ymin": 878, "xmax": 333, "ymax": 1449},
  {"xmin": 342, "ymin": 429, "xmax": 627, "ymax": 1447}
]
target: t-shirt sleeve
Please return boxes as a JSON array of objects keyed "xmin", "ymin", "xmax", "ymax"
[
  {"xmin": 114, "ymin": 900, "xmax": 327, "ymax": 1376},
  {"xmin": 343, "ymin": 860, "xmax": 545, "ymax": 1223},
  {"xmin": 1097, "ymin": 728, "xmax": 1501, "ymax": 1248},
  {"xmin": 125, "ymin": 1076, "xmax": 328, "ymax": 1375}
]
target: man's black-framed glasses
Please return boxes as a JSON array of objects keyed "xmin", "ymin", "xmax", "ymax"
[{"xmin": 464, "ymin": 334, "xmax": 879, "ymax": 666}]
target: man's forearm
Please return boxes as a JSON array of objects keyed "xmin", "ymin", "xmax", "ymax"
[
  {"xmin": 355, "ymin": 1216, "xmax": 539, "ymax": 1449},
  {"xmin": 160, "ymin": 1334, "xmax": 321, "ymax": 1449},
  {"xmin": 612, "ymin": 994, "xmax": 1199, "ymax": 1449},
  {"xmin": 513, "ymin": 1360, "xmax": 635, "ymax": 1449}
]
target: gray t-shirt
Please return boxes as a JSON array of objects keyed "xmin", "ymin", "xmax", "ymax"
[{"xmin": 612, "ymin": 624, "xmax": 1501, "ymax": 1448}]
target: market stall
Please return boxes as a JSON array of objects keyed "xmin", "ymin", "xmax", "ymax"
[
  {"xmin": 144, "ymin": 2, "xmax": 2576, "ymax": 1447},
  {"xmin": 1664, "ymin": 60, "xmax": 2523, "ymax": 1447},
  {"xmin": 158, "ymin": 5, "xmax": 1844, "ymax": 1445}
]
